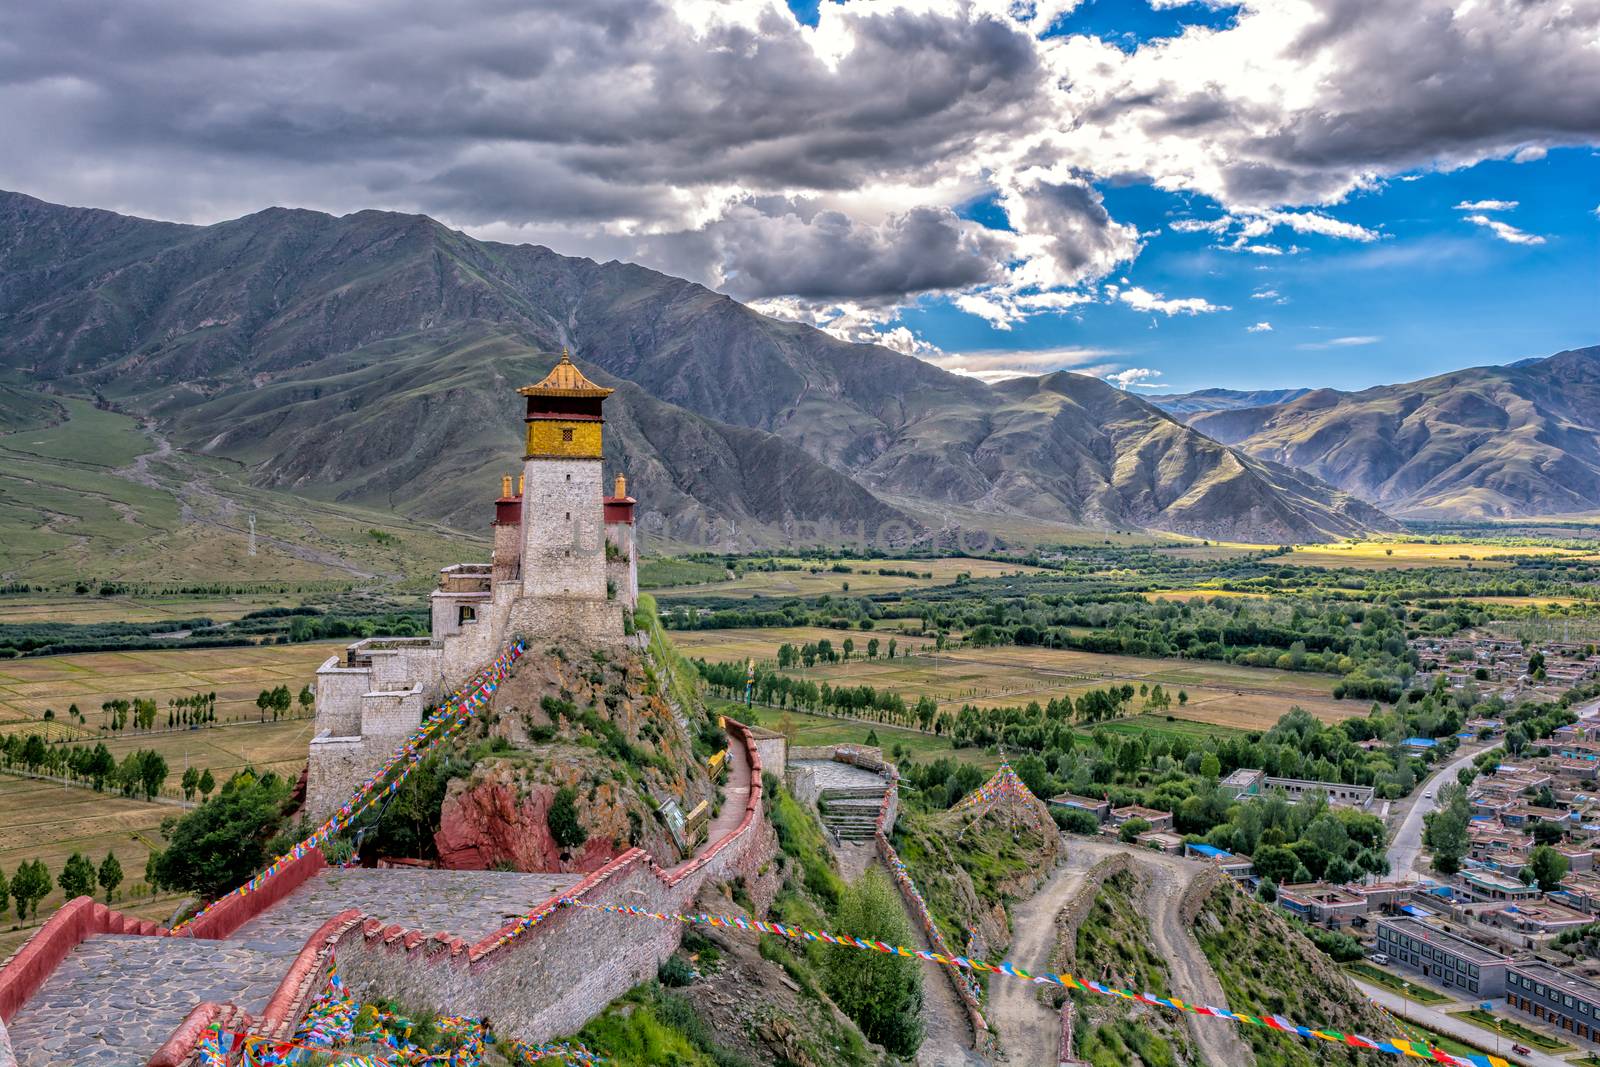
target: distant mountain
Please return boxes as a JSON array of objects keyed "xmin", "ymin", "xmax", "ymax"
[
  {"xmin": 1188, "ymin": 347, "xmax": 1600, "ymax": 519},
  {"xmin": 1149, "ymin": 387, "xmax": 1311, "ymax": 419},
  {"xmin": 0, "ymin": 189, "xmax": 1393, "ymax": 544}
]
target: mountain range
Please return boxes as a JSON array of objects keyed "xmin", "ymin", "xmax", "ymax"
[
  {"xmin": 0, "ymin": 189, "xmax": 1395, "ymax": 547},
  {"xmin": 1174, "ymin": 347, "xmax": 1600, "ymax": 519}
]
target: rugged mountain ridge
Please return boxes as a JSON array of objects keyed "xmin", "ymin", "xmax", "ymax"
[
  {"xmin": 0, "ymin": 189, "xmax": 1391, "ymax": 542},
  {"xmin": 1188, "ymin": 347, "xmax": 1600, "ymax": 519}
]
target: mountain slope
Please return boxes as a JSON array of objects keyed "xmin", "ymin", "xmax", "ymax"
[
  {"xmin": 0, "ymin": 189, "xmax": 1391, "ymax": 543},
  {"xmin": 1149, "ymin": 387, "xmax": 1311, "ymax": 419},
  {"xmin": 1189, "ymin": 347, "xmax": 1600, "ymax": 519}
]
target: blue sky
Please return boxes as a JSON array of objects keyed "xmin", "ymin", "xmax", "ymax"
[{"xmin": 908, "ymin": 146, "xmax": 1598, "ymax": 393}]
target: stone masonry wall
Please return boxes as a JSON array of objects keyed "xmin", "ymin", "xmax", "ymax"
[
  {"xmin": 521, "ymin": 458, "xmax": 608, "ymax": 602},
  {"xmin": 359, "ymin": 686, "xmax": 424, "ymax": 741},
  {"xmin": 326, "ymin": 722, "xmax": 771, "ymax": 1044},
  {"xmin": 306, "ymin": 737, "xmax": 379, "ymax": 823},
  {"xmin": 312, "ymin": 660, "xmax": 368, "ymax": 737}
]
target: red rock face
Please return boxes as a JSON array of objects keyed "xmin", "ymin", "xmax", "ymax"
[{"xmin": 434, "ymin": 778, "xmax": 623, "ymax": 873}]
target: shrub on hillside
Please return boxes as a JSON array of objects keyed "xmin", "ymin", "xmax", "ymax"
[
  {"xmin": 824, "ymin": 867, "xmax": 923, "ymax": 1057},
  {"xmin": 153, "ymin": 769, "xmax": 292, "ymax": 898}
]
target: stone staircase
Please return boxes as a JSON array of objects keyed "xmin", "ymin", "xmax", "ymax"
[
  {"xmin": 818, "ymin": 786, "xmax": 889, "ymax": 841},
  {"xmin": 5, "ymin": 869, "xmax": 582, "ymax": 1067}
]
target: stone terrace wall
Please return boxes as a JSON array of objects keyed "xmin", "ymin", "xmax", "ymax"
[{"xmin": 321, "ymin": 720, "xmax": 772, "ymax": 1045}]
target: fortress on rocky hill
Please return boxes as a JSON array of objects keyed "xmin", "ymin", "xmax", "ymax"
[{"xmin": 306, "ymin": 352, "xmax": 640, "ymax": 819}]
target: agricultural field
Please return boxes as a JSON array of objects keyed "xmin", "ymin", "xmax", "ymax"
[
  {"xmin": 1285, "ymin": 539, "xmax": 1589, "ymax": 570},
  {"xmin": 732, "ymin": 702, "xmax": 1003, "ymax": 770},
  {"xmin": 668, "ymin": 625, "xmax": 940, "ymax": 662},
  {"xmin": 0, "ymin": 592, "xmax": 305, "ymax": 625},
  {"xmin": 648, "ymin": 555, "xmax": 1048, "ymax": 599},
  {"xmin": 0, "ymin": 642, "xmax": 341, "ymax": 734},
  {"xmin": 681, "ymin": 627, "xmax": 1355, "ymax": 730},
  {"xmin": 0, "ymin": 775, "xmax": 183, "ymax": 957},
  {"xmin": 0, "ymin": 643, "xmax": 330, "ymax": 955}
]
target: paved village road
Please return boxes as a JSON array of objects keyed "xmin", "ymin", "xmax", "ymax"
[
  {"xmin": 1386, "ymin": 742, "xmax": 1498, "ymax": 880},
  {"xmin": 1353, "ymin": 980, "xmax": 1568, "ymax": 1067}
]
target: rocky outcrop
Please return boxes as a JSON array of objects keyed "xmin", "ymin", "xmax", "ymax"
[
  {"xmin": 432, "ymin": 642, "xmax": 715, "ymax": 873},
  {"xmin": 435, "ymin": 756, "xmax": 667, "ymax": 872}
]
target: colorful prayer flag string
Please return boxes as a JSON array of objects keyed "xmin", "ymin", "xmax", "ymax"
[{"xmin": 556, "ymin": 898, "xmax": 1511, "ymax": 1067}]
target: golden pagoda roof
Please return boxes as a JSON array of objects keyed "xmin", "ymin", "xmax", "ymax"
[{"xmin": 517, "ymin": 349, "xmax": 613, "ymax": 398}]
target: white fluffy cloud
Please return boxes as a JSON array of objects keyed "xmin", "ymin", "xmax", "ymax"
[
  {"xmin": 1104, "ymin": 367, "xmax": 1164, "ymax": 389},
  {"xmin": 1247, "ymin": 321, "xmax": 1273, "ymax": 332},
  {"xmin": 0, "ymin": 0, "xmax": 1593, "ymax": 340},
  {"xmin": 1455, "ymin": 199, "xmax": 1519, "ymax": 211},
  {"xmin": 1463, "ymin": 214, "xmax": 1546, "ymax": 245},
  {"xmin": 1113, "ymin": 285, "xmax": 1230, "ymax": 316}
]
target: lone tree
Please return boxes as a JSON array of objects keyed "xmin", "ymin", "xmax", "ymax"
[
  {"xmin": 11, "ymin": 860, "xmax": 50, "ymax": 920},
  {"xmin": 1530, "ymin": 845, "xmax": 1570, "ymax": 892},
  {"xmin": 58, "ymin": 852, "xmax": 96, "ymax": 900},
  {"xmin": 198, "ymin": 768, "xmax": 215, "ymax": 801},
  {"xmin": 547, "ymin": 786, "xmax": 587, "ymax": 850},
  {"xmin": 181, "ymin": 766, "xmax": 200, "ymax": 801},
  {"xmin": 1423, "ymin": 782, "xmax": 1472, "ymax": 875},
  {"xmin": 97, "ymin": 852, "xmax": 123, "ymax": 904}
]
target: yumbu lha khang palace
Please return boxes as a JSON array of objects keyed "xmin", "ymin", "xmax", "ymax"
[{"xmin": 306, "ymin": 352, "xmax": 639, "ymax": 819}]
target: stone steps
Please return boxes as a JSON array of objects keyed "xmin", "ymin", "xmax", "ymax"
[
  {"xmin": 6, "ymin": 868, "xmax": 587, "ymax": 1067},
  {"xmin": 819, "ymin": 790, "xmax": 887, "ymax": 842},
  {"xmin": 8, "ymin": 936, "xmax": 298, "ymax": 1067}
]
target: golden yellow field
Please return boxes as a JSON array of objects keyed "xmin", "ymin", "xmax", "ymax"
[
  {"xmin": 1286, "ymin": 540, "xmax": 1584, "ymax": 570},
  {"xmin": 679, "ymin": 627, "xmax": 1356, "ymax": 730},
  {"xmin": 652, "ymin": 556, "xmax": 1048, "ymax": 599}
]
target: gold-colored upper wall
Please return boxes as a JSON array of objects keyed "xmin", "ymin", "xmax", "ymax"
[{"xmin": 526, "ymin": 420, "xmax": 603, "ymax": 459}]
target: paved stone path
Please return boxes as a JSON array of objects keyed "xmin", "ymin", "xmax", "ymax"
[
  {"xmin": 698, "ymin": 733, "xmax": 753, "ymax": 856},
  {"xmin": 7, "ymin": 868, "xmax": 582, "ymax": 1067},
  {"xmin": 788, "ymin": 759, "xmax": 885, "ymax": 792}
]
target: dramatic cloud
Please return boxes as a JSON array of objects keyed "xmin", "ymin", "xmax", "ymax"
[
  {"xmin": 0, "ymin": 0, "xmax": 1594, "ymax": 340},
  {"xmin": 1113, "ymin": 285, "xmax": 1230, "ymax": 316},
  {"xmin": 1463, "ymin": 214, "xmax": 1546, "ymax": 245}
]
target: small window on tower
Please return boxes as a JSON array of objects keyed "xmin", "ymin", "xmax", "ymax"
[{"xmin": 561, "ymin": 427, "xmax": 574, "ymax": 442}]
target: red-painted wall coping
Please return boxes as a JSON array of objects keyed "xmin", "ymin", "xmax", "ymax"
[
  {"xmin": 0, "ymin": 897, "xmax": 163, "ymax": 1022},
  {"xmin": 177, "ymin": 849, "xmax": 327, "ymax": 941},
  {"xmin": 666, "ymin": 718, "xmax": 763, "ymax": 886},
  {"xmin": 257, "ymin": 909, "xmax": 365, "ymax": 1035}
]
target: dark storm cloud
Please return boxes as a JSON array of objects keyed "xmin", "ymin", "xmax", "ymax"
[
  {"xmin": 0, "ymin": 0, "xmax": 1596, "ymax": 316},
  {"xmin": 712, "ymin": 204, "xmax": 1011, "ymax": 302}
]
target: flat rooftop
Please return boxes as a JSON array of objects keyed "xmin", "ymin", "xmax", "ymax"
[
  {"xmin": 1379, "ymin": 916, "xmax": 1509, "ymax": 965},
  {"xmin": 1512, "ymin": 961, "xmax": 1600, "ymax": 1002}
]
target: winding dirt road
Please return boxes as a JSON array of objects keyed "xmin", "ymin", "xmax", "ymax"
[{"xmin": 990, "ymin": 837, "xmax": 1254, "ymax": 1067}]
